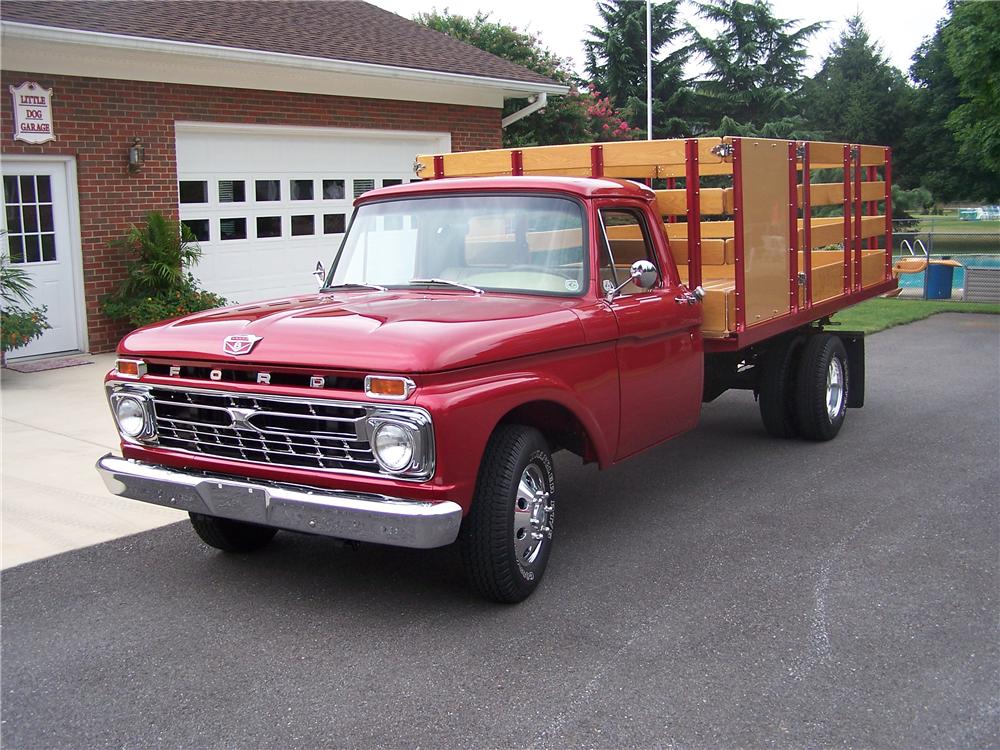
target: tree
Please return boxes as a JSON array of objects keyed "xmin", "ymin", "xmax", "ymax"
[
  {"xmin": 943, "ymin": 0, "xmax": 1000, "ymax": 179},
  {"xmin": 897, "ymin": 8, "xmax": 997, "ymax": 202},
  {"xmin": 583, "ymin": 0, "xmax": 690, "ymax": 136},
  {"xmin": 685, "ymin": 0, "xmax": 824, "ymax": 131},
  {"xmin": 801, "ymin": 16, "xmax": 912, "ymax": 148},
  {"xmin": 416, "ymin": 10, "xmax": 636, "ymax": 146}
]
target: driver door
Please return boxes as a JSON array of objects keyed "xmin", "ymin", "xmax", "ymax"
[{"xmin": 598, "ymin": 202, "xmax": 703, "ymax": 460}]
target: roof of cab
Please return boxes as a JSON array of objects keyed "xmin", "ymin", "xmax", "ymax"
[{"xmin": 357, "ymin": 175, "xmax": 655, "ymax": 203}]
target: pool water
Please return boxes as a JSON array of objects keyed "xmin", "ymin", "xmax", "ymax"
[{"xmin": 894, "ymin": 254, "xmax": 1000, "ymax": 289}]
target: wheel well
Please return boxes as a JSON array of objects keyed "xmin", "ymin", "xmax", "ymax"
[{"xmin": 498, "ymin": 400, "xmax": 597, "ymax": 463}]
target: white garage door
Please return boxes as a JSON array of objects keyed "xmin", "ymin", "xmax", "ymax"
[{"xmin": 176, "ymin": 124, "xmax": 450, "ymax": 304}]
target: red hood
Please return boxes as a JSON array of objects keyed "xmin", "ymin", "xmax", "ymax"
[{"xmin": 119, "ymin": 291, "xmax": 588, "ymax": 373}]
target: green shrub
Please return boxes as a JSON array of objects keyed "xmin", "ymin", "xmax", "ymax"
[
  {"xmin": 102, "ymin": 212, "xmax": 227, "ymax": 329},
  {"xmin": 1, "ymin": 254, "xmax": 50, "ymax": 359}
]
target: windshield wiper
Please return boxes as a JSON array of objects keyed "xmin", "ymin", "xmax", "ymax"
[
  {"xmin": 321, "ymin": 282, "xmax": 387, "ymax": 293},
  {"xmin": 409, "ymin": 278, "xmax": 485, "ymax": 294}
]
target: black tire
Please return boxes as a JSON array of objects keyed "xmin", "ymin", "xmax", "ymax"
[
  {"xmin": 189, "ymin": 513, "xmax": 278, "ymax": 553},
  {"xmin": 758, "ymin": 335, "xmax": 803, "ymax": 438},
  {"xmin": 460, "ymin": 425, "xmax": 556, "ymax": 603},
  {"xmin": 794, "ymin": 333, "xmax": 849, "ymax": 441}
]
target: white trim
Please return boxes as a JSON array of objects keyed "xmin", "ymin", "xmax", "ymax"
[
  {"xmin": 2, "ymin": 154, "xmax": 88, "ymax": 354},
  {"xmin": 174, "ymin": 121, "xmax": 452, "ymax": 144},
  {"xmin": 1, "ymin": 21, "xmax": 569, "ymax": 99}
]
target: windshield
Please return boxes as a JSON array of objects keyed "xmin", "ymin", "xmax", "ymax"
[{"xmin": 328, "ymin": 195, "xmax": 587, "ymax": 296}]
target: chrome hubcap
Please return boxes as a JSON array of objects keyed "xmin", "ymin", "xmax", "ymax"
[
  {"xmin": 513, "ymin": 463, "xmax": 553, "ymax": 566},
  {"xmin": 826, "ymin": 358, "xmax": 844, "ymax": 420}
]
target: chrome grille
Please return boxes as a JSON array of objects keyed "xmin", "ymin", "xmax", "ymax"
[{"xmin": 149, "ymin": 387, "xmax": 379, "ymax": 472}]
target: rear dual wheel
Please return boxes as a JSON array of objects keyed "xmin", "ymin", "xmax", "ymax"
[{"xmin": 758, "ymin": 332, "xmax": 849, "ymax": 442}]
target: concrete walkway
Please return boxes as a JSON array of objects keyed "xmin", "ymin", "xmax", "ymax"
[{"xmin": 1, "ymin": 354, "xmax": 183, "ymax": 569}]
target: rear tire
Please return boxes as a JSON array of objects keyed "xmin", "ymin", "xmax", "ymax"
[
  {"xmin": 758, "ymin": 335, "xmax": 803, "ymax": 438},
  {"xmin": 794, "ymin": 333, "xmax": 849, "ymax": 441},
  {"xmin": 189, "ymin": 513, "xmax": 277, "ymax": 553},
  {"xmin": 460, "ymin": 425, "xmax": 555, "ymax": 603}
]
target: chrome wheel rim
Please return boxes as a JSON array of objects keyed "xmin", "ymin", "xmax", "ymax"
[
  {"xmin": 826, "ymin": 358, "xmax": 845, "ymax": 420},
  {"xmin": 512, "ymin": 463, "xmax": 552, "ymax": 566}
]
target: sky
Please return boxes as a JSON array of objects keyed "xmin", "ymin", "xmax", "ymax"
[{"xmin": 371, "ymin": 0, "xmax": 949, "ymax": 79}]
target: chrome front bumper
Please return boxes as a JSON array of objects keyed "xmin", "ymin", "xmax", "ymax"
[{"xmin": 96, "ymin": 454, "xmax": 463, "ymax": 549}]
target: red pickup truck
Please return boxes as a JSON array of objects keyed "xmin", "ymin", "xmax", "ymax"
[{"xmin": 98, "ymin": 137, "xmax": 895, "ymax": 601}]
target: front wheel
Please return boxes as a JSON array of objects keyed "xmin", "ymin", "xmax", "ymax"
[
  {"xmin": 460, "ymin": 425, "xmax": 556, "ymax": 603},
  {"xmin": 189, "ymin": 513, "xmax": 278, "ymax": 553}
]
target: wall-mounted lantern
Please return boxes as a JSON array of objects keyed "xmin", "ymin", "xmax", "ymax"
[{"xmin": 128, "ymin": 137, "xmax": 145, "ymax": 172}]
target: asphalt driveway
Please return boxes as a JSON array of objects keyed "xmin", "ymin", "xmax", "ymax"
[{"xmin": 2, "ymin": 313, "xmax": 998, "ymax": 749}]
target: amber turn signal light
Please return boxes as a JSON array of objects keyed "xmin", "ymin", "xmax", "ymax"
[
  {"xmin": 365, "ymin": 375, "xmax": 415, "ymax": 400},
  {"xmin": 115, "ymin": 358, "xmax": 147, "ymax": 379}
]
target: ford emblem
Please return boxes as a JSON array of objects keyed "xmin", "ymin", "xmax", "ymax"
[{"xmin": 223, "ymin": 334, "xmax": 263, "ymax": 356}]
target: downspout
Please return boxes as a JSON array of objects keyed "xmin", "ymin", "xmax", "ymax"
[{"xmin": 501, "ymin": 93, "xmax": 548, "ymax": 129}]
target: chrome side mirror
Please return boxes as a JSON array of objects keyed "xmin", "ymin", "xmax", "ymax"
[
  {"xmin": 313, "ymin": 261, "xmax": 326, "ymax": 289},
  {"xmin": 630, "ymin": 260, "xmax": 658, "ymax": 290},
  {"xmin": 606, "ymin": 259, "xmax": 659, "ymax": 302}
]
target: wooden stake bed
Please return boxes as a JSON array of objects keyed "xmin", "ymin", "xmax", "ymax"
[{"xmin": 415, "ymin": 136, "xmax": 896, "ymax": 351}]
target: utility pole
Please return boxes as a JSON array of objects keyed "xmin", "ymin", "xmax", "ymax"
[{"xmin": 646, "ymin": 0, "xmax": 653, "ymax": 140}]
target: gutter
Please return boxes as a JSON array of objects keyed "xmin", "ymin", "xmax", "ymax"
[
  {"xmin": 1, "ymin": 21, "xmax": 570, "ymax": 98},
  {"xmin": 501, "ymin": 93, "xmax": 548, "ymax": 128}
]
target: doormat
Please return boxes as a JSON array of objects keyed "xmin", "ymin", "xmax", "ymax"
[{"xmin": 5, "ymin": 356, "xmax": 94, "ymax": 373}]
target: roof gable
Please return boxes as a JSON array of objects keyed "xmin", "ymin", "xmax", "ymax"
[{"xmin": 1, "ymin": 0, "xmax": 559, "ymax": 88}]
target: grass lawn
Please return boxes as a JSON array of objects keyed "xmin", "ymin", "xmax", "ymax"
[{"xmin": 831, "ymin": 298, "xmax": 1000, "ymax": 334}]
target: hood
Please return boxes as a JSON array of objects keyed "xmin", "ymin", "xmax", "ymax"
[{"xmin": 119, "ymin": 291, "xmax": 588, "ymax": 373}]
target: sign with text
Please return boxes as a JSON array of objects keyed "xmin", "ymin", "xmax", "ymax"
[{"xmin": 9, "ymin": 81, "xmax": 55, "ymax": 144}]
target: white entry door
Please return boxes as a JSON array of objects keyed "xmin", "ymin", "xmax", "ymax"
[
  {"xmin": 176, "ymin": 123, "xmax": 450, "ymax": 304},
  {"xmin": 2, "ymin": 160, "xmax": 82, "ymax": 358}
]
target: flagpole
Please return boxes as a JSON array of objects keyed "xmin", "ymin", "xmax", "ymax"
[{"xmin": 646, "ymin": 0, "xmax": 653, "ymax": 141}]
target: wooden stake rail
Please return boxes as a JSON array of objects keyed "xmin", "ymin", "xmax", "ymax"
[{"xmin": 414, "ymin": 136, "xmax": 895, "ymax": 348}]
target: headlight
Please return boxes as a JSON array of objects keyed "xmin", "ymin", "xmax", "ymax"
[
  {"xmin": 372, "ymin": 422, "xmax": 415, "ymax": 472},
  {"xmin": 115, "ymin": 396, "xmax": 146, "ymax": 437},
  {"xmin": 109, "ymin": 390, "xmax": 156, "ymax": 443}
]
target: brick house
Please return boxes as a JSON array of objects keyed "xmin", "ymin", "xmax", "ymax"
[{"xmin": 0, "ymin": 0, "xmax": 564, "ymax": 357}]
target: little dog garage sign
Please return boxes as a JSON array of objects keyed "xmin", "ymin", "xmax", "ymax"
[{"xmin": 9, "ymin": 81, "xmax": 55, "ymax": 144}]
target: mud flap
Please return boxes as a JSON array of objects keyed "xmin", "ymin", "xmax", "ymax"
[{"xmin": 835, "ymin": 331, "xmax": 865, "ymax": 408}]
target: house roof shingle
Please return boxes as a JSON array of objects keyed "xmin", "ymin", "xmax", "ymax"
[{"xmin": 1, "ymin": 0, "xmax": 560, "ymax": 88}]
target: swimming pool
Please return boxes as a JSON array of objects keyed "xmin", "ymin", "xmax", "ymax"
[{"xmin": 894, "ymin": 254, "xmax": 1000, "ymax": 289}]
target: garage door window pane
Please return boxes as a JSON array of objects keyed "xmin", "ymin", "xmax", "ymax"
[
  {"xmin": 353, "ymin": 179, "xmax": 375, "ymax": 199},
  {"xmin": 3, "ymin": 175, "xmax": 19, "ymax": 203},
  {"xmin": 41, "ymin": 234, "xmax": 56, "ymax": 262},
  {"xmin": 38, "ymin": 204, "xmax": 54, "ymax": 232},
  {"xmin": 323, "ymin": 180, "xmax": 345, "ymax": 200},
  {"xmin": 24, "ymin": 234, "xmax": 41, "ymax": 263},
  {"xmin": 256, "ymin": 180, "xmax": 280, "ymax": 201},
  {"xmin": 19, "ymin": 176, "xmax": 36, "ymax": 203},
  {"xmin": 219, "ymin": 180, "xmax": 246, "ymax": 203},
  {"xmin": 182, "ymin": 219, "xmax": 210, "ymax": 242},
  {"xmin": 220, "ymin": 218, "xmax": 247, "ymax": 240},
  {"xmin": 22, "ymin": 205, "xmax": 38, "ymax": 232},
  {"xmin": 291, "ymin": 215, "xmax": 315, "ymax": 236},
  {"xmin": 382, "ymin": 179, "xmax": 403, "ymax": 188},
  {"xmin": 7, "ymin": 235, "xmax": 25, "ymax": 263},
  {"xmin": 179, "ymin": 181, "xmax": 208, "ymax": 203},
  {"xmin": 290, "ymin": 180, "xmax": 314, "ymax": 201},
  {"xmin": 6, "ymin": 204, "xmax": 21, "ymax": 233},
  {"xmin": 324, "ymin": 213, "xmax": 346, "ymax": 234},
  {"xmin": 257, "ymin": 216, "xmax": 282, "ymax": 238},
  {"xmin": 36, "ymin": 175, "xmax": 52, "ymax": 203}
]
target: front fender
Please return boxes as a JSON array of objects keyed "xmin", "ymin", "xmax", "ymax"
[{"xmin": 416, "ymin": 344, "xmax": 620, "ymax": 512}]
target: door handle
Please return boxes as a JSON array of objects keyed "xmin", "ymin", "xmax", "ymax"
[{"xmin": 674, "ymin": 286, "xmax": 705, "ymax": 305}]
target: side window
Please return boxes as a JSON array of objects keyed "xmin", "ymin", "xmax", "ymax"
[{"xmin": 598, "ymin": 208, "xmax": 661, "ymax": 295}]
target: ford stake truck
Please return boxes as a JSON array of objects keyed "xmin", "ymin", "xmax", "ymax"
[{"xmin": 97, "ymin": 137, "xmax": 895, "ymax": 602}]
